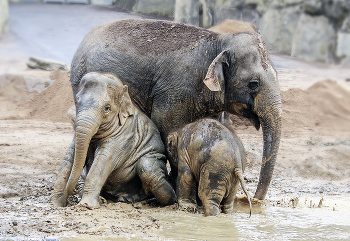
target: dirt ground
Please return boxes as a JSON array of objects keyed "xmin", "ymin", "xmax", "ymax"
[{"xmin": 0, "ymin": 58, "xmax": 350, "ymax": 239}]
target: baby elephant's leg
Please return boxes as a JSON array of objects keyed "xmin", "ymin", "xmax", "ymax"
[
  {"xmin": 221, "ymin": 178, "xmax": 239, "ymax": 214},
  {"xmin": 198, "ymin": 168, "xmax": 227, "ymax": 216},
  {"xmin": 176, "ymin": 160, "xmax": 197, "ymax": 212},
  {"xmin": 136, "ymin": 154, "xmax": 177, "ymax": 205}
]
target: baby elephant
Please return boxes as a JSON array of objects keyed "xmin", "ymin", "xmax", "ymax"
[
  {"xmin": 167, "ymin": 118, "xmax": 252, "ymax": 216},
  {"xmin": 53, "ymin": 72, "xmax": 176, "ymax": 208}
]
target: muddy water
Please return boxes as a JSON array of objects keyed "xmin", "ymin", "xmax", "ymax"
[{"xmin": 151, "ymin": 195, "xmax": 350, "ymax": 241}]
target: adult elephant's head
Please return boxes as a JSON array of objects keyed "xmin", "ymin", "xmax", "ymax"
[
  {"xmin": 204, "ymin": 32, "xmax": 282, "ymax": 200},
  {"xmin": 65, "ymin": 72, "xmax": 134, "ymax": 195}
]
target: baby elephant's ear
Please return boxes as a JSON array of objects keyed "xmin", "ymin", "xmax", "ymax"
[{"xmin": 119, "ymin": 85, "xmax": 135, "ymax": 126}]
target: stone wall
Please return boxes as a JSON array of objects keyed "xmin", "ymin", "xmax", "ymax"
[
  {"xmin": 0, "ymin": 0, "xmax": 9, "ymax": 36},
  {"xmin": 114, "ymin": 0, "xmax": 175, "ymax": 18},
  {"xmin": 174, "ymin": 0, "xmax": 350, "ymax": 65}
]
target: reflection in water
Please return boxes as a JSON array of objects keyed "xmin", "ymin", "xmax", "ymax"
[{"xmin": 154, "ymin": 195, "xmax": 350, "ymax": 241}]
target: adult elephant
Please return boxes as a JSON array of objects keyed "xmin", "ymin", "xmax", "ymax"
[{"xmin": 68, "ymin": 19, "xmax": 282, "ymax": 200}]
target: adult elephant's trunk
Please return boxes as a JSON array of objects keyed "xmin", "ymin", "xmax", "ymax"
[
  {"xmin": 66, "ymin": 114, "xmax": 99, "ymax": 195},
  {"xmin": 254, "ymin": 91, "xmax": 282, "ymax": 200}
]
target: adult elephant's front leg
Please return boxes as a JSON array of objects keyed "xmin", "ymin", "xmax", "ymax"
[{"xmin": 52, "ymin": 139, "xmax": 75, "ymax": 207}]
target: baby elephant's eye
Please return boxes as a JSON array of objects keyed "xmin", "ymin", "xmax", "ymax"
[
  {"xmin": 248, "ymin": 79, "xmax": 259, "ymax": 90},
  {"xmin": 104, "ymin": 105, "xmax": 111, "ymax": 113}
]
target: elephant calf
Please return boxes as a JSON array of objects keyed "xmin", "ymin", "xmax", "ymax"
[
  {"xmin": 166, "ymin": 117, "xmax": 252, "ymax": 216},
  {"xmin": 53, "ymin": 72, "xmax": 176, "ymax": 208}
]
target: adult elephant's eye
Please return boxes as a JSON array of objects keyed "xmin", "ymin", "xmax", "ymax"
[
  {"xmin": 248, "ymin": 79, "xmax": 259, "ymax": 90},
  {"xmin": 104, "ymin": 105, "xmax": 111, "ymax": 113}
]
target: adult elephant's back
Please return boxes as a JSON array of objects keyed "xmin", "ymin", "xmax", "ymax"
[{"xmin": 70, "ymin": 19, "xmax": 219, "ymax": 116}]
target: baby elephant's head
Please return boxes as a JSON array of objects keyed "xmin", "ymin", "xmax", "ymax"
[{"xmin": 66, "ymin": 72, "xmax": 134, "ymax": 195}]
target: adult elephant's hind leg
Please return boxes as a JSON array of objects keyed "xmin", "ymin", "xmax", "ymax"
[
  {"xmin": 136, "ymin": 154, "xmax": 177, "ymax": 205},
  {"xmin": 52, "ymin": 139, "xmax": 75, "ymax": 207}
]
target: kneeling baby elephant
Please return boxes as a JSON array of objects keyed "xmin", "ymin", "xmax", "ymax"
[
  {"xmin": 53, "ymin": 72, "xmax": 176, "ymax": 207},
  {"xmin": 166, "ymin": 118, "xmax": 252, "ymax": 216}
]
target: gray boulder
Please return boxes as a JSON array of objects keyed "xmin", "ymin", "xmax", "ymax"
[
  {"xmin": 24, "ymin": 76, "xmax": 55, "ymax": 93},
  {"xmin": 174, "ymin": 0, "xmax": 214, "ymax": 27},
  {"xmin": 261, "ymin": 6, "xmax": 302, "ymax": 54},
  {"xmin": 114, "ymin": 0, "xmax": 137, "ymax": 11},
  {"xmin": 27, "ymin": 57, "xmax": 69, "ymax": 71},
  {"xmin": 0, "ymin": 0, "xmax": 9, "ymax": 35},
  {"xmin": 213, "ymin": 7, "xmax": 261, "ymax": 28},
  {"xmin": 291, "ymin": 13, "xmax": 336, "ymax": 63},
  {"xmin": 303, "ymin": 0, "xmax": 323, "ymax": 14},
  {"xmin": 133, "ymin": 0, "xmax": 175, "ymax": 18},
  {"xmin": 336, "ymin": 32, "xmax": 350, "ymax": 58},
  {"xmin": 323, "ymin": 0, "xmax": 350, "ymax": 22},
  {"xmin": 341, "ymin": 17, "xmax": 350, "ymax": 33}
]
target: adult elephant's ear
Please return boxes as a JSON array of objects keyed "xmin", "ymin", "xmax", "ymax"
[
  {"xmin": 203, "ymin": 50, "xmax": 229, "ymax": 92},
  {"xmin": 119, "ymin": 85, "xmax": 135, "ymax": 126}
]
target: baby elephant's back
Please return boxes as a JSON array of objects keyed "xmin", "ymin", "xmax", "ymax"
[{"xmin": 181, "ymin": 118, "xmax": 246, "ymax": 170}]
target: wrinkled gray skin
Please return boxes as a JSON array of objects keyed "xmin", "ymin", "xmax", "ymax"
[
  {"xmin": 52, "ymin": 72, "xmax": 176, "ymax": 207},
  {"xmin": 69, "ymin": 19, "xmax": 282, "ymax": 200},
  {"xmin": 167, "ymin": 115, "xmax": 252, "ymax": 216}
]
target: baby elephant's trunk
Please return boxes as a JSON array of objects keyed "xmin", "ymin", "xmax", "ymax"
[{"xmin": 235, "ymin": 169, "xmax": 252, "ymax": 217}]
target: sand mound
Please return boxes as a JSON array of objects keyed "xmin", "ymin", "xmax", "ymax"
[
  {"xmin": 27, "ymin": 70, "xmax": 74, "ymax": 122},
  {"xmin": 282, "ymin": 79, "xmax": 350, "ymax": 132},
  {"xmin": 0, "ymin": 70, "xmax": 74, "ymax": 122},
  {"xmin": 1, "ymin": 73, "xmax": 350, "ymax": 133}
]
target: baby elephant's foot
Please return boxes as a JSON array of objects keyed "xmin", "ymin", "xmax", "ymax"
[
  {"xmin": 178, "ymin": 200, "xmax": 198, "ymax": 213},
  {"xmin": 79, "ymin": 196, "xmax": 100, "ymax": 208},
  {"xmin": 52, "ymin": 194, "xmax": 68, "ymax": 207}
]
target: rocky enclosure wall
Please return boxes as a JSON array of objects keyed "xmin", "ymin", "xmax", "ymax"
[
  {"xmin": 172, "ymin": 0, "xmax": 350, "ymax": 65},
  {"xmin": 114, "ymin": 0, "xmax": 350, "ymax": 65},
  {"xmin": 0, "ymin": 0, "xmax": 9, "ymax": 36}
]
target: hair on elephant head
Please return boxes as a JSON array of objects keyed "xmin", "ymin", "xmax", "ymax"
[{"xmin": 69, "ymin": 19, "xmax": 282, "ymax": 200}]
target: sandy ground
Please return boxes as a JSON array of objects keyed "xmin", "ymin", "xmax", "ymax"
[
  {"xmin": 0, "ymin": 63, "xmax": 349, "ymax": 240},
  {"xmin": 1, "ymin": 3, "xmax": 350, "ymax": 241}
]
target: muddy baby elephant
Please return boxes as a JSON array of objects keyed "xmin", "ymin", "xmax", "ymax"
[
  {"xmin": 53, "ymin": 72, "xmax": 176, "ymax": 207},
  {"xmin": 166, "ymin": 118, "xmax": 252, "ymax": 216}
]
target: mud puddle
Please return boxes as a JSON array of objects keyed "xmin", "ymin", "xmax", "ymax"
[{"xmin": 153, "ymin": 195, "xmax": 350, "ymax": 241}]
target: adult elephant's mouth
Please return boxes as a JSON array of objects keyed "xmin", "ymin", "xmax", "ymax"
[{"xmin": 233, "ymin": 103, "xmax": 261, "ymax": 130}]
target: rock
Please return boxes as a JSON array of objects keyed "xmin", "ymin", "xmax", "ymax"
[
  {"xmin": 27, "ymin": 57, "xmax": 68, "ymax": 71},
  {"xmin": 174, "ymin": 0, "xmax": 214, "ymax": 27},
  {"xmin": 23, "ymin": 77, "xmax": 55, "ymax": 93},
  {"xmin": 336, "ymin": 32, "xmax": 350, "ymax": 58},
  {"xmin": 90, "ymin": 0, "xmax": 115, "ymax": 5},
  {"xmin": 0, "ymin": 0, "xmax": 9, "ymax": 35},
  {"xmin": 133, "ymin": 0, "xmax": 175, "ymax": 18},
  {"xmin": 303, "ymin": 0, "xmax": 323, "ymax": 14},
  {"xmin": 215, "ymin": 0, "xmax": 246, "ymax": 8},
  {"xmin": 213, "ymin": 7, "xmax": 261, "ymax": 28},
  {"xmin": 269, "ymin": 0, "xmax": 304, "ymax": 8},
  {"xmin": 261, "ymin": 6, "xmax": 302, "ymax": 54},
  {"xmin": 114, "ymin": 0, "xmax": 137, "ymax": 11},
  {"xmin": 322, "ymin": 0, "xmax": 350, "ymax": 23},
  {"xmin": 340, "ymin": 17, "xmax": 350, "ymax": 33},
  {"xmin": 291, "ymin": 14, "xmax": 336, "ymax": 63}
]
